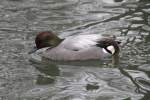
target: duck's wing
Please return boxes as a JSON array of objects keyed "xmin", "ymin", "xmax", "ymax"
[{"xmin": 60, "ymin": 34, "xmax": 103, "ymax": 51}]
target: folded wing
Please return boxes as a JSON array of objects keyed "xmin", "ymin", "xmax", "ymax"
[{"xmin": 60, "ymin": 34, "xmax": 103, "ymax": 51}]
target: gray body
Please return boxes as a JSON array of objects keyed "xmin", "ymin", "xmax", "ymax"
[{"xmin": 42, "ymin": 34, "xmax": 111, "ymax": 61}]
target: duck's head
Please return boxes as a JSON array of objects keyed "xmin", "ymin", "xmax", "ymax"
[
  {"xmin": 96, "ymin": 38, "xmax": 121, "ymax": 55},
  {"xmin": 35, "ymin": 31, "xmax": 63, "ymax": 49}
]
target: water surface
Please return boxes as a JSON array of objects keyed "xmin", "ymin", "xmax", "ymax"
[{"xmin": 0, "ymin": 0, "xmax": 150, "ymax": 100}]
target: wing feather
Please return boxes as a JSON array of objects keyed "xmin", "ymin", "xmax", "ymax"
[{"xmin": 60, "ymin": 34, "xmax": 103, "ymax": 50}]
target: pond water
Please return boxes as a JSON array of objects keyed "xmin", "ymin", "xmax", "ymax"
[{"xmin": 0, "ymin": 0, "xmax": 150, "ymax": 100}]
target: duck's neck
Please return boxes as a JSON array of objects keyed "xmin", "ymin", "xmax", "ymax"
[{"xmin": 51, "ymin": 37, "xmax": 64, "ymax": 47}]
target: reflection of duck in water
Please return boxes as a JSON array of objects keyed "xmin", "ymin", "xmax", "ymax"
[
  {"xmin": 32, "ymin": 31, "xmax": 120, "ymax": 64},
  {"xmin": 33, "ymin": 60, "xmax": 60, "ymax": 85}
]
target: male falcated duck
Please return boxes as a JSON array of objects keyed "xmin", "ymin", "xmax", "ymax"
[{"xmin": 34, "ymin": 31, "xmax": 120, "ymax": 61}]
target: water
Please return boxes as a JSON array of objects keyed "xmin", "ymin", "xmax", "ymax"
[{"xmin": 0, "ymin": 0, "xmax": 150, "ymax": 100}]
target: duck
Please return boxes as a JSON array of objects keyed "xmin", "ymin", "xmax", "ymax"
[{"xmin": 33, "ymin": 31, "xmax": 120, "ymax": 61}]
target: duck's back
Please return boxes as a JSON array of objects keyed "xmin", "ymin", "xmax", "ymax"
[{"xmin": 61, "ymin": 34, "xmax": 103, "ymax": 49}]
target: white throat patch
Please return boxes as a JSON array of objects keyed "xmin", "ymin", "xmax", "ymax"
[{"xmin": 107, "ymin": 45, "xmax": 115, "ymax": 54}]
